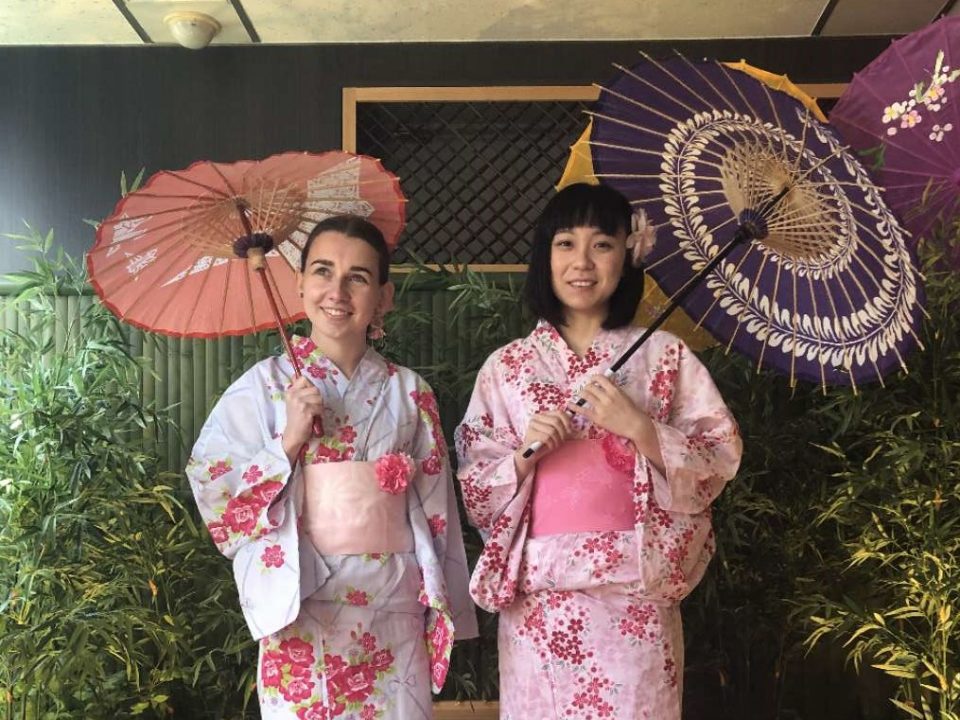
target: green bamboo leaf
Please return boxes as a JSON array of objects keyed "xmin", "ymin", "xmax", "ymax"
[{"xmin": 890, "ymin": 698, "xmax": 925, "ymax": 718}]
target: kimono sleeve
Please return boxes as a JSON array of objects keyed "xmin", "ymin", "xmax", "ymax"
[
  {"xmin": 405, "ymin": 379, "xmax": 477, "ymax": 692},
  {"xmin": 409, "ymin": 379, "xmax": 479, "ymax": 641},
  {"xmin": 454, "ymin": 352, "xmax": 534, "ymax": 612},
  {"xmin": 185, "ymin": 365, "xmax": 294, "ymax": 559},
  {"xmin": 453, "ymin": 353, "xmax": 526, "ymax": 537},
  {"xmin": 645, "ymin": 340, "xmax": 743, "ymax": 515}
]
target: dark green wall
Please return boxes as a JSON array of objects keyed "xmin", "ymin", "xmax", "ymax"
[{"xmin": 0, "ymin": 37, "xmax": 892, "ymax": 273}]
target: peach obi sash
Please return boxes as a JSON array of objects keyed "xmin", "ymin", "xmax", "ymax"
[
  {"xmin": 302, "ymin": 461, "xmax": 414, "ymax": 555},
  {"xmin": 529, "ymin": 439, "xmax": 636, "ymax": 538}
]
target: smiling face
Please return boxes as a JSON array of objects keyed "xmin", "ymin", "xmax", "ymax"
[
  {"xmin": 297, "ymin": 230, "xmax": 394, "ymax": 348},
  {"xmin": 549, "ymin": 225, "xmax": 628, "ymax": 323}
]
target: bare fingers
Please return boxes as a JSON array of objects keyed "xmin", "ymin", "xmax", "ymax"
[{"xmin": 526, "ymin": 410, "xmax": 573, "ymax": 452}]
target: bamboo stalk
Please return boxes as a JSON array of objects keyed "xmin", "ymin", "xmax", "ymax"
[
  {"xmin": 192, "ymin": 337, "xmax": 206, "ymax": 449},
  {"xmin": 155, "ymin": 335, "xmax": 170, "ymax": 465},
  {"xmin": 179, "ymin": 336, "xmax": 194, "ymax": 470},
  {"xmin": 204, "ymin": 338, "xmax": 217, "ymax": 418},
  {"xmin": 142, "ymin": 333, "xmax": 158, "ymax": 455}
]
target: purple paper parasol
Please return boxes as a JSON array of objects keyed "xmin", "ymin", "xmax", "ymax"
[
  {"xmin": 830, "ymin": 15, "xmax": 960, "ymax": 264},
  {"xmin": 589, "ymin": 55, "xmax": 924, "ymax": 390}
]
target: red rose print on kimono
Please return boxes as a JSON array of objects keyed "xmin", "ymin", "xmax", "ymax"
[
  {"xmin": 345, "ymin": 588, "xmax": 371, "ymax": 606},
  {"xmin": 417, "ymin": 575, "xmax": 429, "ymax": 606},
  {"xmin": 292, "ymin": 337, "xmax": 313, "ymax": 360},
  {"xmin": 280, "ymin": 637, "xmax": 316, "ymax": 666},
  {"xmin": 260, "ymin": 650, "xmax": 286, "ymax": 689},
  {"xmin": 306, "ymin": 364, "xmax": 328, "ymax": 380},
  {"xmin": 223, "ymin": 495, "xmax": 260, "ymax": 535},
  {"xmin": 432, "ymin": 655, "xmax": 450, "ymax": 692},
  {"xmin": 411, "ymin": 385, "xmax": 448, "ymax": 464},
  {"xmin": 251, "ymin": 479, "xmax": 283, "ymax": 505},
  {"xmin": 260, "ymin": 544, "xmax": 285, "ymax": 569},
  {"xmin": 427, "ymin": 514, "xmax": 447, "ymax": 538},
  {"xmin": 259, "ymin": 632, "xmax": 323, "ymax": 709},
  {"xmin": 294, "ymin": 337, "xmax": 340, "ymax": 382},
  {"xmin": 206, "ymin": 521, "xmax": 229, "ymax": 546},
  {"xmin": 281, "ymin": 674, "xmax": 315, "ymax": 703},
  {"xmin": 370, "ymin": 648, "xmax": 393, "ymax": 671},
  {"xmin": 357, "ymin": 631, "xmax": 377, "ymax": 653},
  {"xmin": 206, "ymin": 459, "xmax": 231, "ymax": 480},
  {"xmin": 423, "ymin": 611, "xmax": 454, "ymax": 690},
  {"xmin": 242, "ymin": 464, "xmax": 263, "ymax": 485},
  {"xmin": 295, "ymin": 702, "xmax": 330, "ymax": 720},
  {"xmin": 323, "ymin": 650, "xmax": 346, "ymax": 674},
  {"xmin": 411, "ymin": 388, "xmax": 439, "ymax": 420},
  {"xmin": 429, "ymin": 612, "xmax": 451, "ymax": 654},
  {"xmin": 337, "ymin": 424, "xmax": 357, "ymax": 443},
  {"xmin": 421, "ymin": 450, "xmax": 443, "ymax": 476},
  {"xmin": 214, "ymin": 471, "xmax": 290, "ymax": 545},
  {"xmin": 317, "ymin": 627, "xmax": 396, "ymax": 714},
  {"xmin": 329, "ymin": 662, "xmax": 377, "ymax": 704},
  {"xmin": 309, "ymin": 439, "xmax": 354, "ymax": 463}
]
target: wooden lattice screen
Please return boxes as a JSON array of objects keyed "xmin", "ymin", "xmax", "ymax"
[{"xmin": 342, "ymin": 84, "xmax": 845, "ymax": 269}]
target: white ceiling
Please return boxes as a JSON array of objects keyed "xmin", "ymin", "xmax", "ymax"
[{"xmin": 0, "ymin": 0, "xmax": 954, "ymax": 45}]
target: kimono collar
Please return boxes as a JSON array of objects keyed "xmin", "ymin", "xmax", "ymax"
[
  {"xmin": 532, "ymin": 320, "xmax": 634, "ymax": 377},
  {"xmin": 288, "ymin": 335, "xmax": 388, "ymax": 388}
]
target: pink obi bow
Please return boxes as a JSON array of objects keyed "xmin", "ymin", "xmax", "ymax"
[
  {"xmin": 529, "ymin": 438, "xmax": 636, "ymax": 538},
  {"xmin": 302, "ymin": 460, "xmax": 414, "ymax": 555}
]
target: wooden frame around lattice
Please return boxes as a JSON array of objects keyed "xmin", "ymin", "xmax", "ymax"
[{"xmin": 341, "ymin": 84, "xmax": 846, "ymax": 271}]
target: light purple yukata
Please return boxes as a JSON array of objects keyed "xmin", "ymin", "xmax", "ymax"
[
  {"xmin": 186, "ymin": 335, "xmax": 477, "ymax": 720},
  {"xmin": 455, "ymin": 321, "xmax": 742, "ymax": 720}
]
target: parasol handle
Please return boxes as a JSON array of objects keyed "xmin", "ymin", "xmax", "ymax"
[
  {"xmin": 248, "ymin": 254, "xmax": 325, "ymax": 439},
  {"xmin": 520, "ymin": 186, "xmax": 790, "ymax": 459},
  {"xmin": 234, "ymin": 205, "xmax": 324, "ymax": 440}
]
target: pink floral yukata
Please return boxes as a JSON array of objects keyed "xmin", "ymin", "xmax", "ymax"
[
  {"xmin": 187, "ymin": 335, "xmax": 477, "ymax": 719},
  {"xmin": 455, "ymin": 321, "xmax": 742, "ymax": 719}
]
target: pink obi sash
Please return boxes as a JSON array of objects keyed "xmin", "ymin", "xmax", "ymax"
[
  {"xmin": 302, "ymin": 461, "xmax": 414, "ymax": 555},
  {"xmin": 529, "ymin": 439, "xmax": 636, "ymax": 538}
]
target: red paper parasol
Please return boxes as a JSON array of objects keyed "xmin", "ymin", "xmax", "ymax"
[{"xmin": 88, "ymin": 150, "xmax": 405, "ymax": 349}]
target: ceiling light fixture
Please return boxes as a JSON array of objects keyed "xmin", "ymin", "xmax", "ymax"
[{"xmin": 164, "ymin": 10, "xmax": 221, "ymax": 50}]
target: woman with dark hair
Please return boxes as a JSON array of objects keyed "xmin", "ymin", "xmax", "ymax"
[
  {"xmin": 455, "ymin": 183, "xmax": 742, "ymax": 719},
  {"xmin": 187, "ymin": 215, "xmax": 477, "ymax": 719}
]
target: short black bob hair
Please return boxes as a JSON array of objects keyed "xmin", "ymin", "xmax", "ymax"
[
  {"xmin": 523, "ymin": 183, "xmax": 644, "ymax": 330},
  {"xmin": 299, "ymin": 215, "xmax": 391, "ymax": 285}
]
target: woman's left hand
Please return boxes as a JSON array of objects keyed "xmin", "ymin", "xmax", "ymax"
[
  {"xmin": 570, "ymin": 374, "xmax": 666, "ymax": 472},
  {"xmin": 568, "ymin": 374, "xmax": 645, "ymax": 438}
]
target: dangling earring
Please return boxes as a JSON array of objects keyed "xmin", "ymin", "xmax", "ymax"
[{"xmin": 367, "ymin": 314, "xmax": 385, "ymax": 341}]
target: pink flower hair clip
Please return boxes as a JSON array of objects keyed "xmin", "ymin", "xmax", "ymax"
[
  {"xmin": 374, "ymin": 452, "xmax": 415, "ymax": 494},
  {"xmin": 625, "ymin": 209, "xmax": 657, "ymax": 268}
]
